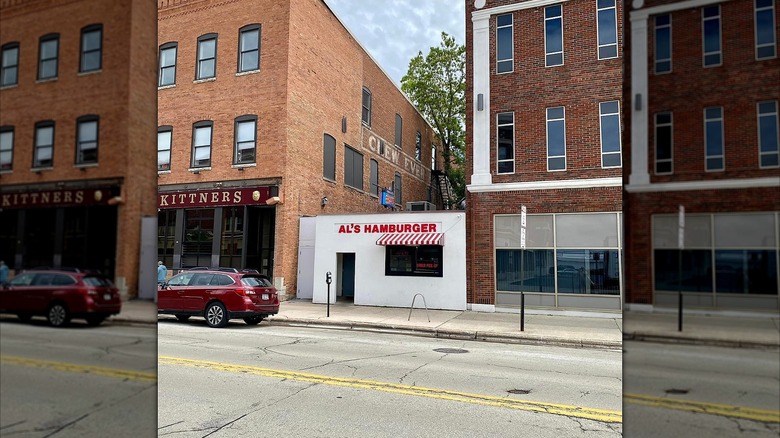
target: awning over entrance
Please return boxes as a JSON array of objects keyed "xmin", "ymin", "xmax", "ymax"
[{"xmin": 375, "ymin": 233, "xmax": 444, "ymax": 246}]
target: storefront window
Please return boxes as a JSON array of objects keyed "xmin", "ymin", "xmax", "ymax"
[
  {"xmin": 385, "ymin": 245, "xmax": 442, "ymax": 277},
  {"xmin": 496, "ymin": 249, "xmax": 555, "ymax": 292},
  {"xmin": 182, "ymin": 209, "xmax": 214, "ymax": 268},
  {"xmin": 654, "ymin": 249, "xmax": 714, "ymax": 292},
  {"xmin": 158, "ymin": 210, "xmax": 176, "ymax": 269},
  {"xmin": 714, "ymin": 250, "xmax": 777, "ymax": 294},
  {"xmin": 220, "ymin": 207, "xmax": 244, "ymax": 269},
  {"xmin": 556, "ymin": 249, "xmax": 620, "ymax": 295}
]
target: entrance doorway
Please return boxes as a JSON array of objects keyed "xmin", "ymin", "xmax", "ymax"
[{"xmin": 337, "ymin": 252, "xmax": 355, "ymax": 302}]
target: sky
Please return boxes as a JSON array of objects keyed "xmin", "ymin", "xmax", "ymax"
[{"xmin": 325, "ymin": 0, "xmax": 466, "ymax": 87}]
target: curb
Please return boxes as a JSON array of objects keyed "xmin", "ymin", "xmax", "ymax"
[{"xmin": 624, "ymin": 332, "xmax": 780, "ymax": 350}]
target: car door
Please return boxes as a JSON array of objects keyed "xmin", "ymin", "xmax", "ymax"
[
  {"xmin": 184, "ymin": 273, "xmax": 214, "ymax": 311},
  {"xmin": 0, "ymin": 273, "xmax": 36, "ymax": 312},
  {"xmin": 28, "ymin": 273, "xmax": 56, "ymax": 313},
  {"xmin": 158, "ymin": 272, "xmax": 195, "ymax": 311}
]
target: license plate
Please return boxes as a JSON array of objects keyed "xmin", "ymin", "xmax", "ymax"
[
  {"xmin": 103, "ymin": 293, "xmax": 112, "ymax": 301},
  {"xmin": 261, "ymin": 293, "xmax": 269, "ymax": 300}
]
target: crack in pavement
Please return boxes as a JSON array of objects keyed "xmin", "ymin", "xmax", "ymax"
[
  {"xmin": 299, "ymin": 350, "xmax": 419, "ymax": 371},
  {"xmin": 489, "ymin": 362, "xmax": 623, "ymax": 383},
  {"xmin": 159, "ymin": 420, "xmax": 185, "ymax": 430},
  {"xmin": 255, "ymin": 338, "xmax": 308, "ymax": 358},
  {"xmin": 0, "ymin": 420, "xmax": 26, "ymax": 430},
  {"xmin": 399, "ymin": 352, "xmax": 447, "ymax": 384}
]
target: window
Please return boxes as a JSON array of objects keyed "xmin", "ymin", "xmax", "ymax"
[
  {"xmin": 38, "ymin": 34, "xmax": 59, "ymax": 80},
  {"xmin": 76, "ymin": 116, "xmax": 98, "ymax": 164},
  {"xmin": 704, "ymin": 107, "xmax": 724, "ymax": 171},
  {"xmin": 655, "ymin": 112, "xmax": 673, "ymax": 174},
  {"xmin": 497, "ymin": 112, "xmax": 514, "ymax": 174},
  {"xmin": 394, "ymin": 172, "xmax": 402, "ymax": 205},
  {"xmin": 756, "ymin": 0, "xmax": 777, "ymax": 59},
  {"xmin": 395, "ymin": 114, "xmax": 402, "ymax": 148},
  {"xmin": 758, "ymin": 101, "xmax": 779, "ymax": 167},
  {"xmin": 362, "ymin": 87, "xmax": 372, "ymax": 126},
  {"xmin": 415, "ymin": 132, "xmax": 422, "ymax": 160},
  {"xmin": 596, "ymin": 0, "xmax": 618, "ymax": 59},
  {"xmin": 158, "ymin": 42, "xmax": 177, "ymax": 86},
  {"xmin": 599, "ymin": 101, "xmax": 621, "ymax": 168},
  {"xmin": 238, "ymin": 24, "xmax": 260, "ymax": 72},
  {"xmin": 544, "ymin": 5, "xmax": 563, "ymax": 67},
  {"xmin": 33, "ymin": 121, "xmax": 54, "ymax": 168},
  {"xmin": 546, "ymin": 106, "xmax": 566, "ymax": 171},
  {"xmin": 191, "ymin": 121, "xmax": 212, "ymax": 168},
  {"xmin": 386, "ymin": 245, "xmax": 443, "ymax": 277},
  {"xmin": 654, "ymin": 14, "xmax": 672, "ymax": 73},
  {"xmin": 323, "ymin": 133, "xmax": 336, "ymax": 180},
  {"xmin": 431, "ymin": 145, "xmax": 437, "ymax": 170},
  {"xmin": 80, "ymin": 25, "xmax": 102, "ymax": 72},
  {"xmin": 0, "ymin": 126, "xmax": 13, "ymax": 170},
  {"xmin": 234, "ymin": 115, "xmax": 256, "ymax": 164},
  {"xmin": 196, "ymin": 34, "xmax": 217, "ymax": 80},
  {"xmin": 344, "ymin": 145, "xmax": 363, "ymax": 190},
  {"xmin": 702, "ymin": 5, "xmax": 721, "ymax": 67},
  {"xmin": 370, "ymin": 159, "xmax": 379, "ymax": 197},
  {"xmin": 158, "ymin": 126, "xmax": 172, "ymax": 171},
  {"xmin": 496, "ymin": 14, "xmax": 513, "ymax": 73},
  {"xmin": 1, "ymin": 42, "xmax": 19, "ymax": 87}
]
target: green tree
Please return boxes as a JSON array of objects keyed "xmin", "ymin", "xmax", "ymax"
[{"xmin": 401, "ymin": 32, "xmax": 465, "ymax": 206}]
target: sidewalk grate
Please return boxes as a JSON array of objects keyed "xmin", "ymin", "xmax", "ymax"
[{"xmin": 433, "ymin": 348, "xmax": 469, "ymax": 354}]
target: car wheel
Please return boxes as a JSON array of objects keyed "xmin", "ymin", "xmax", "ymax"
[
  {"xmin": 85, "ymin": 315, "xmax": 106, "ymax": 326},
  {"xmin": 243, "ymin": 316, "xmax": 263, "ymax": 325},
  {"xmin": 47, "ymin": 303, "xmax": 70, "ymax": 327},
  {"xmin": 175, "ymin": 314, "xmax": 191, "ymax": 322},
  {"xmin": 205, "ymin": 302, "xmax": 228, "ymax": 328},
  {"xmin": 17, "ymin": 313, "xmax": 32, "ymax": 322}
]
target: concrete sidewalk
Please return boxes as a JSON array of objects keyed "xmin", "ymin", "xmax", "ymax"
[{"xmin": 112, "ymin": 299, "xmax": 779, "ymax": 349}]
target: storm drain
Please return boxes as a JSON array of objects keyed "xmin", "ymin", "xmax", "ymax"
[
  {"xmin": 433, "ymin": 348, "xmax": 469, "ymax": 354},
  {"xmin": 507, "ymin": 389, "xmax": 532, "ymax": 395},
  {"xmin": 664, "ymin": 388, "xmax": 689, "ymax": 395}
]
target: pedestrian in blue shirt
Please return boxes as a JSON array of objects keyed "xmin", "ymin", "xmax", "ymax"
[
  {"xmin": 157, "ymin": 261, "xmax": 167, "ymax": 287},
  {"xmin": 0, "ymin": 260, "xmax": 9, "ymax": 285}
]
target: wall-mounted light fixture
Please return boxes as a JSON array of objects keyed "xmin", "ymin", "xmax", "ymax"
[
  {"xmin": 634, "ymin": 93, "xmax": 642, "ymax": 111},
  {"xmin": 342, "ymin": 116, "xmax": 347, "ymax": 133},
  {"xmin": 477, "ymin": 93, "xmax": 484, "ymax": 111},
  {"xmin": 321, "ymin": 196, "xmax": 328, "ymax": 207},
  {"xmin": 192, "ymin": 170, "xmax": 200, "ymax": 175}
]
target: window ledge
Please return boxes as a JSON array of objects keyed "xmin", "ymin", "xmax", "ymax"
[
  {"xmin": 32, "ymin": 166, "xmax": 54, "ymax": 173},
  {"xmin": 77, "ymin": 69, "xmax": 102, "ymax": 77},
  {"xmin": 36, "ymin": 77, "xmax": 58, "ymax": 84},
  {"xmin": 231, "ymin": 163, "xmax": 256, "ymax": 169},
  {"xmin": 344, "ymin": 184, "xmax": 366, "ymax": 195},
  {"xmin": 0, "ymin": 84, "xmax": 18, "ymax": 90},
  {"xmin": 75, "ymin": 163, "xmax": 98, "ymax": 169},
  {"xmin": 188, "ymin": 167, "xmax": 211, "ymax": 173},
  {"xmin": 193, "ymin": 77, "xmax": 216, "ymax": 84},
  {"xmin": 235, "ymin": 69, "xmax": 260, "ymax": 77},
  {"xmin": 0, "ymin": 169, "xmax": 12, "ymax": 175},
  {"xmin": 323, "ymin": 177, "xmax": 337, "ymax": 184},
  {"xmin": 158, "ymin": 170, "xmax": 172, "ymax": 175},
  {"xmin": 158, "ymin": 84, "xmax": 176, "ymax": 90}
]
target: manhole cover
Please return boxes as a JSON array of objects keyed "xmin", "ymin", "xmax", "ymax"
[
  {"xmin": 507, "ymin": 389, "xmax": 531, "ymax": 395},
  {"xmin": 664, "ymin": 388, "xmax": 689, "ymax": 395},
  {"xmin": 433, "ymin": 348, "xmax": 469, "ymax": 354}
]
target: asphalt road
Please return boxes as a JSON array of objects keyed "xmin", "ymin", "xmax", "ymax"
[
  {"xmin": 0, "ymin": 316, "xmax": 157, "ymax": 438},
  {"xmin": 623, "ymin": 340, "xmax": 780, "ymax": 437},
  {"xmin": 158, "ymin": 318, "xmax": 623, "ymax": 437}
]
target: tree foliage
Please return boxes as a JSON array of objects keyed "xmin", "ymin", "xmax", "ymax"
[{"xmin": 401, "ymin": 32, "xmax": 466, "ymax": 205}]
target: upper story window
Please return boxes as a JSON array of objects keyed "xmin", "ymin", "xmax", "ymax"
[
  {"xmin": 415, "ymin": 132, "xmax": 422, "ymax": 160},
  {"xmin": 756, "ymin": 0, "xmax": 777, "ymax": 59},
  {"xmin": 80, "ymin": 24, "xmax": 102, "ymax": 73},
  {"xmin": 496, "ymin": 14, "xmax": 513, "ymax": 73},
  {"xmin": 0, "ymin": 126, "xmax": 13, "ymax": 171},
  {"xmin": 38, "ymin": 34, "xmax": 59, "ymax": 80},
  {"xmin": 702, "ymin": 5, "xmax": 721, "ymax": 67},
  {"xmin": 655, "ymin": 112, "xmax": 673, "ymax": 174},
  {"xmin": 596, "ymin": 0, "xmax": 618, "ymax": 59},
  {"xmin": 234, "ymin": 115, "xmax": 257, "ymax": 164},
  {"xmin": 238, "ymin": 24, "xmax": 260, "ymax": 72},
  {"xmin": 497, "ymin": 112, "xmax": 514, "ymax": 174},
  {"xmin": 323, "ymin": 133, "xmax": 336, "ymax": 180},
  {"xmin": 159, "ymin": 42, "xmax": 177, "ymax": 86},
  {"xmin": 76, "ymin": 115, "xmax": 99, "ymax": 164},
  {"xmin": 704, "ymin": 107, "xmax": 724, "ymax": 171},
  {"xmin": 758, "ymin": 100, "xmax": 779, "ymax": 168},
  {"xmin": 33, "ymin": 121, "xmax": 54, "ymax": 168},
  {"xmin": 395, "ymin": 114, "xmax": 402, "ymax": 148},
  {"xmin": 544, "ymin": 5, "xmax": 563, "ymax": 67},
  {"xmin": 370, "ymin": 159, "xmax": 379, "ymax": 197},
  {"xmin": 599, "ymin": 101, "xmax": 622, "ymax": 168},
  {"xmin": 196, "ymin": 34, "xmax": 217, "ymax": 80},
  {"xmin": 158, "ymin": 126, "xmax": 172, "ymax": 171},
  {"xmin": 546, "ymin": 106, "xmax": 566, "ymax": 171},
  {"xmin": 191, "ymin": 121, "xmax": 213, "ymax": 168},
  {"xmin": 431, "ymin": 144, "xmax": 437, "ymax": 171},
  {"xmin": 654, "ymin": 14, "xmax": 672, "ymax": 74},
  {"xmin": 344, "ymin": 145, "xmax": 363, "ymax": 190},
  {"xmin": 362, "ymin": 87, "xmax": 372, "ymax": 126},
  {"xmin": 1, "ymin": 42, "xmax": 19, "ymax": 87},
  {"xmin": 394, "ymin": 172, "xmax": 402, "ymax": 205}
]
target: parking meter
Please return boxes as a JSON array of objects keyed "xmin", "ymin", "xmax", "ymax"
[
  {"xmin": 325, "ymin": 271, "xmax": 332, "ymax": 317},
  {"xmin": 326, "ymin": 272, "xmax": 332, "ymax": 285}
]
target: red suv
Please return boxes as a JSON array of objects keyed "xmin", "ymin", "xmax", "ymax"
[
  {"xmin": 0, "ymin": 268, "xmax": 122, "ymax": 327},
  {"xmin": 158, "ymin": 268, "xmax": 279, "ymax": 328}
]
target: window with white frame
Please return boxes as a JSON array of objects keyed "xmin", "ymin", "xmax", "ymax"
[
  {"xmin": 545, "ymin": 5, "xmax": 563, "ymax": 67},
  {"xmin": 234, "ymin": 115, "xmax": 256, "ymax": 164},
  {"xmin": 38, "ymin": 34, "xmax": 59, "ymax": 80},
  {"xmin": 76, "ymin": 116, "xmax": 98, "ymax": 164},
  {"xmin": 1, "ymin": 42, "xmax": 19, "ymax": 87},
  {"xmin": 497, "ymin": 112, "xmax": 514, "ymax": 174},
  {"xmin": 80, "ymin": 24, "xmax": 102, "ymax": 72},
  {"xmin": 158, "ymin": 126, "xmax": 172, "ymax": 171},
  {"xmin": 704, "ymin": 107, "xmax": 724, "ymax": 171},
  {"xmin": 758, "ymin": 100, "xmax": 779, "ymax": 168},
  {"xmin": 0, "ymin": 126, "xmax": 13, "ymax": 171},
  {"xmin": 654, "ymin": 112, "xmax": 673, "ymax": 174},
  {"xmin": 196, "ymin": 34, "xmax": 217, "ymax": 80},
  {"xmin": 496, "ymin": 14, "xmax": 513, "ymax": 73},
  {"xmin": 362, "ymin": 87, "xmax": 372, "ymax": 126},
  {"xmin": 702, "ymin": 5, "xmax": 721, "ymax": 67},
  {"xmin": 654, "ymin": 14, "xmax": 672, "ymax": 73},
  {"xmin": 599, "ymin": 101, "xmax": 621, "ymax": 168},
  {"xmin": 34, "ymin": 121, "xmax": 54, "ymax": 168},
  {"xmin": 159, "ymin": 42, "xmax": 177, "ymax": 86},
  {"xmin": 415, "ymin": 132, "xmax": 421, "ymax": 160},
  {"xmin": 191, "ymin": 121, "xmax": 212, "ymax": 168},
  {"xmin": 238, "ymin": 24, "xmax": 260, "ymax": 72},
  {"xmin": 546, "ymin": 107, "xmax": 566, "ymax": 171},
  {"xmin": 431, "ymin": 144, "xmax": 437, "ymax": 171},
  {"xmin": 596, "ymin": 0, "xmax": 618, "ymax": 59},
  {"xmin": 756, "ymin": 0, "xmax": 777, "ymax": 59}
]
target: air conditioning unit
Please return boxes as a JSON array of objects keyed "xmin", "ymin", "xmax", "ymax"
[{"xmin": 406, "ymin": 201, "xmax": 436, "ymax": 211}]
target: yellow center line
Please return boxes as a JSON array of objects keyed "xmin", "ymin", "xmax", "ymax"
[
  {"xmin": 0, "ymin": 355, "xmax": 157, "ymax": 383},
  {"xmin": 624, "ymin": 393, "xmax": 780, "ymax": 424},
  {"xmin": 158, "ymin": 355, "xmax": 622, "ymax": 423}
]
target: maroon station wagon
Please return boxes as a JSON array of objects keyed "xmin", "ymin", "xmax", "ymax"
[
  {"xmin": 0, "ymin": 269, "xmax": 122, "ymax": 327},
  {"xmin": 158, "ymin": 268, "xmax": 279, "ymax": 328}
]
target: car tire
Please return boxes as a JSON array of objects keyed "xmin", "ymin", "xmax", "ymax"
[
  {"xmin": 205, "ymin": 302, "xmax": 228, "ymax": 328},
  {"xmin": 175, "ymin": 314, "xmax": 191, "ymax": 322},
  {"xmin": 243, "ymin": 316, "xmax": 263, "ymax": 325},
  {"xmin": 17, "ymin": 313, "xmax": 32, "ymax": 322},
  {"xmin": 47, "ymin": 303, "xmax": 70, "ymax": 327},
  {"xmin": 85, "ymin": 315, "xmax": 106, "ymax": 326}
]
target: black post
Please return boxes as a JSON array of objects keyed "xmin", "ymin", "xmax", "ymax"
[
  {"xmin": 521, "ymin": 291, "xmax": 525, "ymax": 332},
  {"xmin": 677, "ymin": 251, "xmax": 682, "ymax": 332}
]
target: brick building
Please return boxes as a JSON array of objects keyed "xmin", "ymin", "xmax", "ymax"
[
  {"xmin": 157, "ymin": 0, "xmax": 442, "ymax": 298},
  {"xmin": 624, "ymin": 0, "xmax": 780, "ymax": 310},
  {"xmin": 0, "ymin": 0, "xmax": 157, "ymax": 299},
  {"xmin": 466, "ymin": 0, "xmax": 624, "ymax": 311}
]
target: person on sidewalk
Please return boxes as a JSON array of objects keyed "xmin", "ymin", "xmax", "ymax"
[
  {"xmin": 157, "ymin": 261, "xmax": 167, "ymax": 287},
  {"xmin": 0, "ymin": 260, "xmax": 9, "ymax": 285}
]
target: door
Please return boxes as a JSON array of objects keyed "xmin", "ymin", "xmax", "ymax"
[
  {"xmin": 340, "ymin": 253, "xmax": 355, "ymax": 298},
  {"xmin": 296, "ymin": 247, "xmax": 314, "ymax": 299}
]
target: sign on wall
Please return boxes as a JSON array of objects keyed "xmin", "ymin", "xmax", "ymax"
[
  {"xmin": 158, "ymin": 187, "xmax": 271, "ymax": 209},
  {"xmin": 1, "ymin": 187, "xmax": 118, "ymax": 209},
  {"xmin": 336, "ymin": 222, "xmax": 441, "ymax": 234}
]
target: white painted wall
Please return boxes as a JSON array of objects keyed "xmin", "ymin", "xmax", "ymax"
[
  {"xmin": 296, "ymin": 216, "xmax": 317, "ymax": 299},
  {"xmin": 310, "ymin": 211, "xmax": 467, "ymax": 310}
]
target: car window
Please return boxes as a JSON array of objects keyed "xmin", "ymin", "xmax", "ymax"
[
  {"xmin": 241, "ymin": 276, "xmax": 272, "ymax": 287},
  {"xmin": 190, "ymin": 273, "xmax": 214, "ymax": 286},
  {"xmin": 31, "ymin": 273, "xmax": 56, "ymax": 286},
  {"xmin": 83, "ymin": 276, "xmax": 113, "ymax": 287},
  {"xmin": 168, "ymin": 273, "xmax": 195, "ymax": 286},
  {"xmin": 51, "ymin": 274, "xmax": 77, "ymax": 286},
  {"xmin": 9, "ymin": 273, "xmax": 35, "ymax": 286},
  {"xmin": 210, "ymin": 274, "xmax": 235, "ymax": 286}
]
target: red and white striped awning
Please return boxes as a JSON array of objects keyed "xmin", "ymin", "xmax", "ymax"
[{"xmin": 375, "ymin": 233, "xmax": 444, "ymax": 246}]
